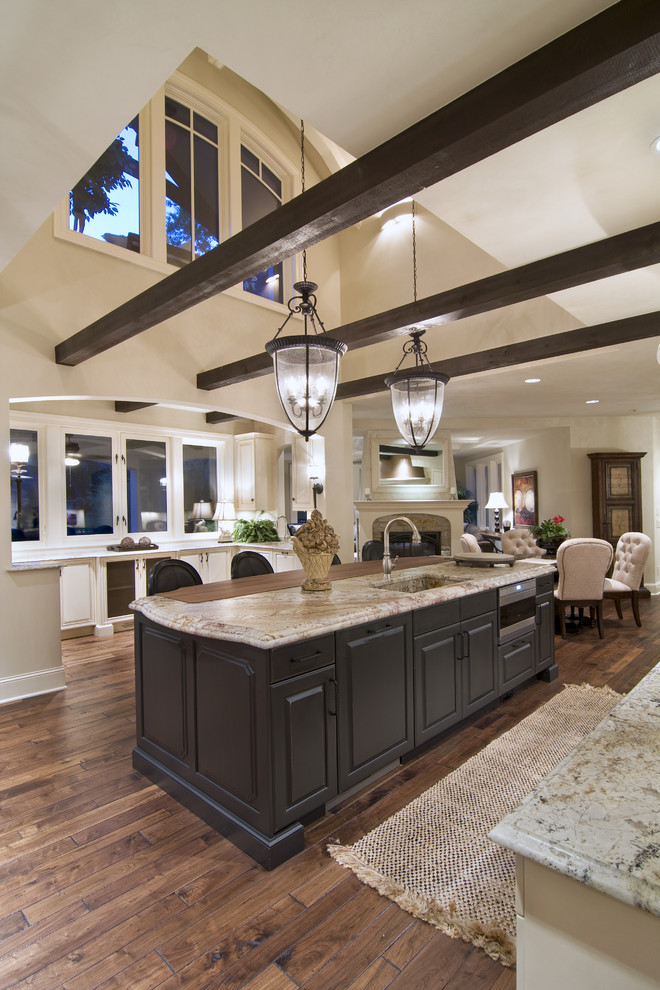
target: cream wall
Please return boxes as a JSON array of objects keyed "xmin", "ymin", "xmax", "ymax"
[{"xmin": 0, "ymin": 57, "xmax": 342, "ymax": 698}]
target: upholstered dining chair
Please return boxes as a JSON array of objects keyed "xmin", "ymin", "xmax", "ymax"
[
  {"xmin": 460, "ymin": 533, "xmax": 482, "ymax": 553},
  {"xmin": 604, "ymin": 531, "xmax": 651, "ymax": 627},
  {"xmin": 501, "ymin": 528, "xmax": 547, "ymax": 559},
  {"xmin": 554, "ymin": 537, "xmax": 614, "ymax": 639}
]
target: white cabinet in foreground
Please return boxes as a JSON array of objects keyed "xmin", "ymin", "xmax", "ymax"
[{"xmin": 60, "ymin": 561, "xmax": 96, "ymax": 631}]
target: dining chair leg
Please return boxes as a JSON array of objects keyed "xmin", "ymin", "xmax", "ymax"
[
  {"xmin": 631, "ymin": 591, "xmax": 642, "ymax": 627},
  {"xmin": 556, "ymin": 601, "xmax": 566, "ymax": 639},
  {"xmin": 596, "ymin": 601, "xmax": 604, "ymax": 638},
  {"xmin": 613, "ymin": 597, "xmax": 624, "ymax": 620}
]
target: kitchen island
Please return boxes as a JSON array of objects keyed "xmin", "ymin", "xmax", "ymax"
[{"xmin": 131, "ymin": 556, "xmax": 556, "ymax": 867}]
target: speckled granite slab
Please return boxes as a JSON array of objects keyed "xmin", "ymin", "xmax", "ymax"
[
  {"xmin": 131, "ymin": 559, "xmax": 552, "ymax": 648},
  {"xmin": 490, "ymin": 662, "xmax": 660, "ymax": 918}
]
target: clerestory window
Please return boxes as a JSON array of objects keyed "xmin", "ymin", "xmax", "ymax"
[
  {"xmin": 69, "ymin": 117, "xmax": 140, "ymax": 252},
  {"xmin": 241, "ymin": 145, "xmax": 284, "ymax": 304}
]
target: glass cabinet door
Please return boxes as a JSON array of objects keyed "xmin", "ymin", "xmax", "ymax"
[{"xmin": 125, "ymin": 438, "xmax": 168, "ymax": 535}]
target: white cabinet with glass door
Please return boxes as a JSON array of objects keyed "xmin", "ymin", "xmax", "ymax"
[
  {"xmin": 235, "ymin": 433, "xmax": 274, "ymax": 512},
  {"xmin": 99, "ymin": 552, "xmax": 174, "ymax": 623}
]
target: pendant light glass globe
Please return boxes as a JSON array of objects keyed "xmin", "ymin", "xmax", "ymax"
[
  {"xmin": 265, "ymin": 280, "xmax": 347, "ymax": 440},
  {"xmin": 385, "ymin": 329, "xmax": 448, "ymax": 450}
]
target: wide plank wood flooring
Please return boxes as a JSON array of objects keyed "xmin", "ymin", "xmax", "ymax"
[{"xmin": 1, "ymin": 596, "xmax": 658, "ymax": 989}]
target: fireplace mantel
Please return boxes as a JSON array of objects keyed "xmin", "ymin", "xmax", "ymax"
[{"xmin": 354, "ymin": 500, "xmax": 471, "ymax": 558}]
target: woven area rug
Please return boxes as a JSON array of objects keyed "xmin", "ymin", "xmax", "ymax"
[{"xmin": 328, "ymin": 683, "xmax": 621, "ymax": 967}]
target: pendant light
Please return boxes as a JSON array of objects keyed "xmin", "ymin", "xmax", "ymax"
[
  {"xmin": 265, "ymin": 121, "xmax": 347, "ymax": 441},
  {"xmin": 385, "ymin": 201, "xmax": 448, "ymax": 450}
]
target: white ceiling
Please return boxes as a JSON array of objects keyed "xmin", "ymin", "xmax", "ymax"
[{"xmin": 3, "ymin": 0, "xmax": 660, "ymax": 439}]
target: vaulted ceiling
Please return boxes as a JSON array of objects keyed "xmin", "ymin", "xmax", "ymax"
[{"xmin": 3, "ymin": 0, "xmax": 660, "ymax": 442}]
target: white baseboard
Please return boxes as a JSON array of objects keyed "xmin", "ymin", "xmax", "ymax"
[{"xmin": 0, "ymin": 666, "xmax": 66, "ymax": 705}]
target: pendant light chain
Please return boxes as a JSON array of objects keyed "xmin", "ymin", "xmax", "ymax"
[
  {"xmin": 300, "ymin": 118, "xmax": 307, "ymax": 282},
  {"xmin": 412, "ymin": 199, "xmax": 417, "ymax": 305}
]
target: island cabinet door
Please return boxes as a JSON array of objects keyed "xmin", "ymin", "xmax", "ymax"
[
  {"xmin": 413, "ymin": 622, "xmax": 462, "ymax": 746},
  {"xmin": 459, "ymin": 610, "xmax": 498, "ymax": 717},
  {"xmin": 271, "ymin": 666, "xmax": 337, "ymax": 831},
  {"xmin": 335, "ymin": 614, "xmax": 413, "ymax": 793},
  {"xmin": 535, "ymin": 590, "xmax": 555, "ymax": 674},
  {"xmin": 193, "ymin": 639, "xmax": 272, "ymax": 833}
]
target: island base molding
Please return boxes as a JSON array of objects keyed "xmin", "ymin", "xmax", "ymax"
[{"xmin": 132, "ymin": 748, "xmax": 305, "ymax": 870}]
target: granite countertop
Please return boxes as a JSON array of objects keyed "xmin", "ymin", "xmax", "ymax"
[
  {"xmin": 130, "ymin": 558, "xmax": 552, "ymax": 648},
  {"xmin": 490, "ymin": 661, "xmax": 660, "ymax": 918},
  {"xmin": 8, "ymin": 540, "xmax": 294, "ymax": 571}
]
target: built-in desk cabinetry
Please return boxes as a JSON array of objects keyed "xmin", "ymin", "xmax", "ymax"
[{"xmin": 177, "ymin": 547, "xmax": 231, "ymax": 584}]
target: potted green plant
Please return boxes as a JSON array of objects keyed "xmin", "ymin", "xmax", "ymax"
[
  {"xmin": 532, "ymin": 515, "xmax": 571, "ymax": 554},
  {"xmin": 231, "ymin": 512, "xmax": 280, "ymax": 544}
]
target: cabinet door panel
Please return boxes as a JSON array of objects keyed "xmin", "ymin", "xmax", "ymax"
[
  {"xmin": 499, "ymin": 633, "xmax": 535, "ymax": 694},
  {"xmin": 272, "ymin": 667, "xmax": 337, "ymax": 830},
  {"xmin": 138, "ymin": 625, "xmax": 188, "ymax": 762},
  {"xmin": 461, "ymin": 612, "xmax": 498, "ymax": 716},
  {"xmin": 195, "ymin": 645, "xmax": 268, "ymax": 821},
  {"xmin": 414, "ymin": 624, "xmax": 461, "ymax": 745},
  {"xmin": 337, "ymin": 618, "xmax": 413, "ymax": 791},
  {"xmin": 536, "ymin": 593, "xmax": 554, "ymax": 672},
  {"xmin": 60, "ymin": 561, "xmax": 95, "ymax": 627}
]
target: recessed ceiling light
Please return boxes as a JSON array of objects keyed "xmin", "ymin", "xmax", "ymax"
[
  {"xmin": 524, "ymin": 378, "xmax": 541, "ymax": 383},
  {"xmin": 651, "ymin": 136, "xmax": 660, "ymax": 154},
  {"xmin": 585, "ymin": 399, "xmax": 600, "ymax": 404}
]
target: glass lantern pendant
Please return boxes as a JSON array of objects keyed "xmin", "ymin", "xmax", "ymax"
[
  {"xmin": 385, "ymin": 329, "xmax": 448, "ymax": 450},
  {"xmin": 266, "ymin": 280, "xmax": 347, "ymax": 440}
]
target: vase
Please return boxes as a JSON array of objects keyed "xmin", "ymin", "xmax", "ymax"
[
  {"xmin": 537, "ymin": 536, "xmax": 566, "ymax": 555},
  {"xmin": 294, "ymin": 548, "xmax": 334, "ymax": 592}
]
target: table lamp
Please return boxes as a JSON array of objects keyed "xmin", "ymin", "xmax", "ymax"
[{"xmin": 485, "ymin": 491, "xmax": 509, "ymax": 533}]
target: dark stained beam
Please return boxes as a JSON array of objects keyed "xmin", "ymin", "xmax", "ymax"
[
  {"xmin": 56, "ymin": 0, "xmax": 660, "ymax": 366},
  {"xmin": 205, "ymin": 412, "xmax": 240, "ymax": 424},
  {"xmin": 197, "ymin": 220, "xmax": 660, "ymax": 390},
  {"xmin": 336, "ymin": 311, "xmax": 660, "ymax": 399},
  {"xmin": 114, "ymin": 401, "xmax": 157, "ymax": 413}
]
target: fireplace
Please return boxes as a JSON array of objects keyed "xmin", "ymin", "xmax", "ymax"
[{"xmin": 354, "ymin": 500, "xmax": 471, "ymax": 560}]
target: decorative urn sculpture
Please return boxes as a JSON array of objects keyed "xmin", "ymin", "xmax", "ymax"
[{"xmin": 292, "ymin": 509, "xmax": 340, "ymax": 592}]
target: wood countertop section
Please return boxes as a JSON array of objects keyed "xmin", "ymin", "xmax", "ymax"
[{"xmin": 131, "ymin": 557, "xmax": 554, "ymax": 649}]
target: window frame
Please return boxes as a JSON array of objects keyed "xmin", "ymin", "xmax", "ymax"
[{"xmin": 52, "ymin": 74, "xmax": 297, "ymax": 308}]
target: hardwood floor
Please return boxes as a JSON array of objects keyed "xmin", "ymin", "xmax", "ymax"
[{"xmin": 1, "ymin": 597, "xmax": 658, "ymax": 989}]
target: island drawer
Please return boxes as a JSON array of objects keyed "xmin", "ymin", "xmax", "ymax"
[
  {"xmin": 413, "ymin": 599, "xmax": 460, "ymax": 637},
  {"xmin": 270, "ymin": 634, "xmax": 335, "ymax": 682},
  {"xmin": 536, "ymin": 573, "xmax": 554, "ymax": 595}
]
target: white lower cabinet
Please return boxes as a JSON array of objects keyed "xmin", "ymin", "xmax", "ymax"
[
  {"xmin": 273, "ymin": 550, "xmax": 301, "ymax": 572},
  {"xmin": 60, "ymin": 561, "xmax": 96, "ymax": 630},
  {"xmin": 177, "ymin": 548, "xmax": 231, "ymax": 583}
]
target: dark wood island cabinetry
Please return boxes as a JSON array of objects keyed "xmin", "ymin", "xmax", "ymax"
[{"xmin": 131, "ymin": 558, "xmax": 556, "ymax": 868}]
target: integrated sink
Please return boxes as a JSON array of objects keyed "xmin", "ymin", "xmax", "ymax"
[{"xmin": 369, "ymin": 573, "xmax": 461, "ymax": 594}]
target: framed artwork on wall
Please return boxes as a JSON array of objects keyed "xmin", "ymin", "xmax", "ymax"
[{"xmin": 512, "ymin": 470, "xmax": 538, "ymax": 528}]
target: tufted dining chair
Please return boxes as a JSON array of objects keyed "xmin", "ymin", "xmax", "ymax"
[
  {"xmin": 554, "ymin": 537, "xmax": 614, "ymax": 639},
  {"xmin": 460, "ymin": 533, "xmax": 482, "ymax": 553},
  {"xmin": 501, "ymin": 528, "xmax": 547, "ymax": 559},
  {"xmin": 603, "ymin": 532, "xmax": 651, "ymax": 627}
]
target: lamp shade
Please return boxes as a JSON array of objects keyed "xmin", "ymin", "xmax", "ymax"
[
  {"xmin": 9, "ymin": 443, "xmax": 29, "ymax": 464},
  {"xmin": 213, "ymin": 501, "xmax": 235, "ymax": 521},
  {"xmin": 192, "ymin": 500, "xmax": 213, "ymax": 520},
  {"xmin": 485, "ymin": 492, "xmax": 509, "ymax": 510}
]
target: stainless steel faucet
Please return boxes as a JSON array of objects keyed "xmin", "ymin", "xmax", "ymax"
[
  {"xmin": 382, "ymin": 516, "xmax": 421, "ymax": 579},
  {"xmin": 275, "ymin": 514, "xmax": 288, "ymax": 540}
]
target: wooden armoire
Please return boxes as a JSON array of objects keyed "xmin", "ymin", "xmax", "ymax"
[{"xmin": 588, "ymin": 451, "xmax": 646, "ymax": 552}]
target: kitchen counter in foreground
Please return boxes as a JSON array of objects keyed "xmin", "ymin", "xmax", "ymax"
[{"xmin": 490, "ymin": 661, "xmax": 660, "ymax": 989}]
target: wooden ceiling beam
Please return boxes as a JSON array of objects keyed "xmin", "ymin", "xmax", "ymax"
[
  {"xmin": 55, "ymin": 0, "xmax": 660, "ymax": 367},
  {"xmin": 196, "ymin": 220, "xmax": 660, "ymax": 390},
  {"xmin": 336, "ymin": 311, "xmax": 660, "ymax": 400},
  {"xmin": 114, "ymin": 401, "xmax": 156, "ymax": 413},
  {"xmin": 205, "ymin": 412, "xmax": 240, "ymax": 424}
]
